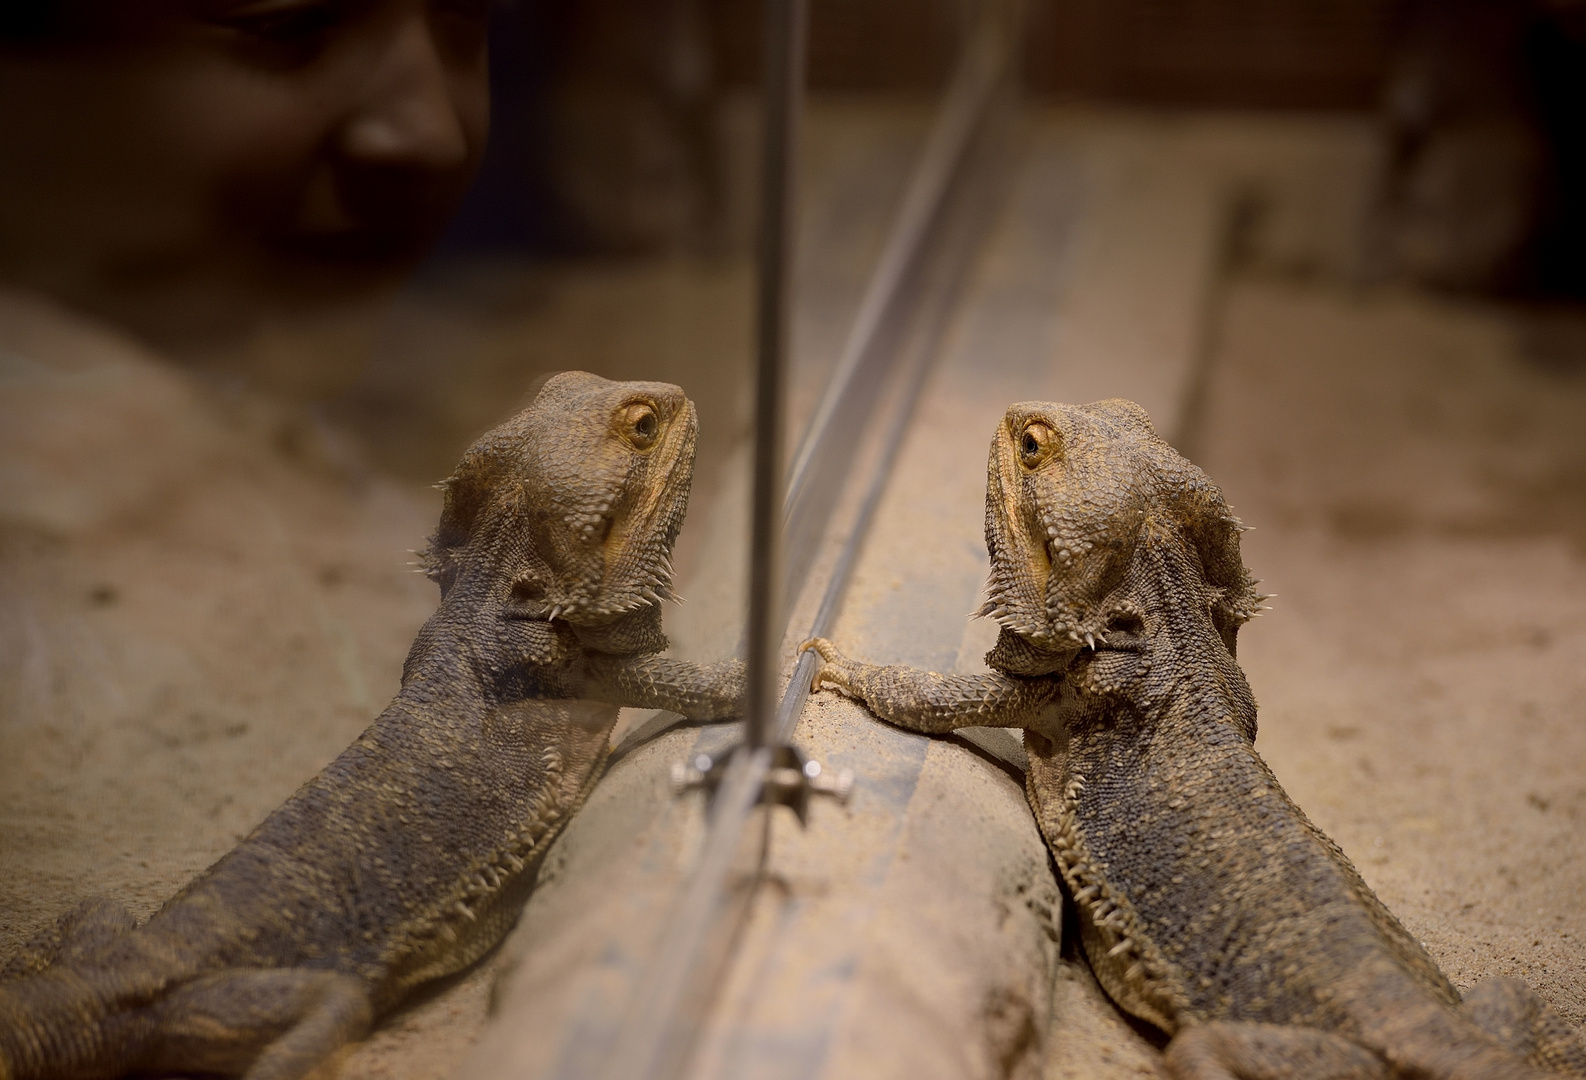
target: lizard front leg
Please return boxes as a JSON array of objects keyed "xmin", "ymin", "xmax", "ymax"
[
  {"xmin": 584, "ymin": 653, "xmax": 745, "ymax": 721},
  {"xmin": 801, "ymin": 638, "xmax": 1057, "ymax": 733}
]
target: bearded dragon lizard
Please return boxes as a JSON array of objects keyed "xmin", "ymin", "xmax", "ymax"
[
  {"xmin": 0, "ymin": 371, "xmax": 742, "ymax": 1080},
  {"xmin": 805, "ymin": 398, "xmax": 1585, "ymax": 1079}
]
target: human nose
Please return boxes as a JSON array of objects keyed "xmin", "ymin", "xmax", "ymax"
[{"xmin": 339, "ymin": 12, "xmax": 474, "ymax": 170}]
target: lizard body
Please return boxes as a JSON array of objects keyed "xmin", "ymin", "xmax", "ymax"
[
  {"xmin": 806, "ymin": 398, "xmax": 1585, "ymax": 1079},
  {"xmin": 0, "ymin": 371, "xmax": 743, "ymax": 1080}
]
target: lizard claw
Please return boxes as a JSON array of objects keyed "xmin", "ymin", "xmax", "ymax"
[
  {"xmin": 800, "ymin": 638, "xmax": 852, "ymax": 695},
  {"xmin": 799, "ymin": 640, "xmax": 824, "ymax": 691},
  {"xmin": 801, "ymin": 637, "xmax": 831, "ymax": 692},
  {"xmin": 799, "ymin": 637, "xmax": 836, "ymax": 659}
]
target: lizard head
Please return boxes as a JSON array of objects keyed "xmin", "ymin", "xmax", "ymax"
[
  {"xmin": 978, "ymin": 398, "xmax": 1262, "ymax": 676},
  {"xmin": 420, "ymin": 371, "xmax": 696, "ymax": 649}
]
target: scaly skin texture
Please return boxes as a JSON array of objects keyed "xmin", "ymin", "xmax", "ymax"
[
  {"xmin": 0, "ymin": 371, "xmax": 744, "ymax": 1080},
  {"xmin": 806, "ymin": 398, "xmax": 1586, "ymax": 1080}
]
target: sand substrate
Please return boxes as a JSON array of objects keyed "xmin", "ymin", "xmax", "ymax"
[{"xmin": 2, "ymin": 271, "xmax": 1584, "ymax": 1076}]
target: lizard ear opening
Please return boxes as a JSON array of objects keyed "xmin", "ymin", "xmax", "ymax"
[
  {"xmin": 418, "ymin": 449, "xmax": 499, "ymax": 592},
  {"xmin": 1172, "ymin": 476, "xmax": 1264, "ymax": 645}
]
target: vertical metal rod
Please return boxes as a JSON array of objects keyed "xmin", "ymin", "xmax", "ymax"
[
  {"xmin": 580, "ymin": 17, "xmax": 1005, "ymax": 1080},
  {"xmin": 746, "ymin": 0, "xmax": 807, "ymax": 750},
  {"xmin": 781, "ymin": 21, "xmax": 1003, "ymax": 526},
  {"xmin": 773, "ymin": 21, "xmax": 1007, "ymax": 746}
]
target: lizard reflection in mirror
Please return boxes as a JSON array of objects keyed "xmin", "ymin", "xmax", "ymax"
[
  {"xmin": 805, "ymin": 398, "xmax": 1585, "ymax": 1080},
  {"xmin": 0, "ymin": 371, "xmax": 744, "ymax": 1080}
]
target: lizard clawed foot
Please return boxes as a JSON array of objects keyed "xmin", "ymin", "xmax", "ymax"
[{"xmin": 799, "ymin": 637, "xmax": 856, "ymax": 696}]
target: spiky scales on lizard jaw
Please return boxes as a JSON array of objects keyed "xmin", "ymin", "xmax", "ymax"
[
  {"xmin": 804, "ymin": 397, "xmax": 1586, "ymax": 1080},
  {"xmin": 0, "ymin": 371, "xmax": 745, "ymax": 1080}
]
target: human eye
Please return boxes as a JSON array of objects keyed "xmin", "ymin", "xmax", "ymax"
[
  {"xmin": 429, "ymin": 0, "xmax": 491, "ymax": 56},
  {"xmin": 430, "ymin": 0, "xmax": 493, "ymax": 20},
  {"xmin": 202, "ymin": 0, "xmax": 345, "ymax": 54}
]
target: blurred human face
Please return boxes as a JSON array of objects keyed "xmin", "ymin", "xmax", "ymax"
[{"xmin": 0, "ymin": 0, "xmax": 490, "ymax": 342}]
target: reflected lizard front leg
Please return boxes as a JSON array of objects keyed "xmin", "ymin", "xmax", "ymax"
[
  {"xmin": 800, "ymin": 638, "xmax": 1057, "ymax": 734},
  {"xmin": 585, "ymin": 653, "xmax": 745, "ymax": 721}
]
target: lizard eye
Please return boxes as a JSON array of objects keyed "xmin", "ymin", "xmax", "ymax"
[
  {"xmin": 621, "ymin": 402, "xmax": 661, "ymax": 451},
  {"xmin": 1018, "ymin": 422, "xmax": 1057, "ymax": 470}
]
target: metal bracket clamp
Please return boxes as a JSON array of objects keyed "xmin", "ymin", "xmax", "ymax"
[{"xmin": 672, "ymin": 745, "xmax": 853, "ymax": 826}]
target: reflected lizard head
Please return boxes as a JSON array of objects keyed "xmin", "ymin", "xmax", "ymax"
[{"xmin": 419, "ymin": 371, "xmax": 696, "ymax": 643}]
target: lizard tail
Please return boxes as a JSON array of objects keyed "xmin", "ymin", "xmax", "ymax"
[{"xmin": 0, "ymin": 967, "xmax": 156, "ymax": 1080}]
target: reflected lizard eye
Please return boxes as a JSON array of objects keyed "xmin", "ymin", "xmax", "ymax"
[
  {"xmin": 621, "ymin": 402, "xmax": 661, "ymax": 450},
  {"xmin": 1018, "ymin": 422, "xmax": 1058, "ymax": 470}
]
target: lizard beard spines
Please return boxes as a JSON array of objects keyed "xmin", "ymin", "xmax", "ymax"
[
  {"xmin": 415, "ymin": 548, "xmax": 440, "ymax": 585},
  {"xmin": 583, "ymin": 550, "xmax": 681, "ymax": 616},
  {"xmin": 390, "ymin": 744, "xmax": 572, "ymax": 966},
  {"xmin": 1044, "ymin": 769, "xmax": 1189, "ymax": 1034}
]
